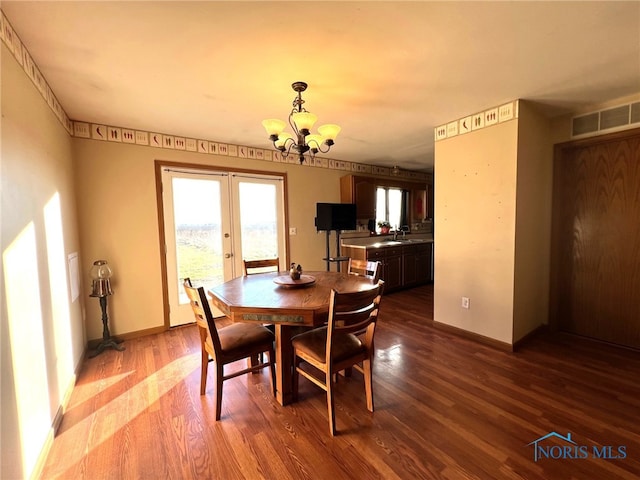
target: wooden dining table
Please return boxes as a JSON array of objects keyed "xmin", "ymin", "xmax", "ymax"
[{"xmin": 208, "ymin": 270, "xmax": 378, "ymax": 405}]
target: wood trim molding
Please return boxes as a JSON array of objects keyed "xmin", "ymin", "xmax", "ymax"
[
  {"xmin": 512, "ymin": 325, "xmax": 547, "ymax": 351},
  {"xmin": 431, "ymin": 320, "xmax": 514, "ymax": 352},
  {"xmin": 87, "ymin": 325, "xmax": 167, "ymax": 349}
]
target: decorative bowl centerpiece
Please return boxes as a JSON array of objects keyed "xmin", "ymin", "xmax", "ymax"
[{"xmin": 274, "ymin": 264, "xmax": 315, "ymax": 288}]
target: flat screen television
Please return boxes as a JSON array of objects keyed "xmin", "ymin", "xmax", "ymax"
[{"xmin": 315, "ymin": 203, "xmax": 357, "ymax": 231}]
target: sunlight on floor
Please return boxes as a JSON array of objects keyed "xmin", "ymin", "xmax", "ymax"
[
  {"xmin": 48, "ymin": 353, "xmax": 200, "ymax": 475},
  {"xmin": 67, "ymin": 372, "xmax": 133, "ymax": 409}
]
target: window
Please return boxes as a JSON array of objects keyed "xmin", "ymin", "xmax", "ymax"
[{"xmin": 376, "ymin": 187, "xmax": 406, "ymax": 230}]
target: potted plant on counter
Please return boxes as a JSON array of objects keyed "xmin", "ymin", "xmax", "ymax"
[{"xmin": 377, "ymin": 221, "xmax": 391, "ymax": 234}]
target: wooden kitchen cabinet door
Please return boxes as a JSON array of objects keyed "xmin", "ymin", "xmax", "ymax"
[{"xmin": 341, "ymin": 175, "xmax": 376, "ymax": 219}]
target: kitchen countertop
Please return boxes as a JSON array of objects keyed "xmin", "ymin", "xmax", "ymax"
[{"xmin": 342, "ymin": 235, "xmax": 433, "ymax": 249}]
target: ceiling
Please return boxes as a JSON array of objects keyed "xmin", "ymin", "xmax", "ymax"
[{"xmin": 3, "ymin": 1, "xmax": 640, "ymax": 172}]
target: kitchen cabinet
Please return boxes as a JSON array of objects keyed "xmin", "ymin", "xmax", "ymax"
[
  {"xmin": 415, "ymin": 245, "xmax": 432, "ymax": 284},
  {"xmin": 403, "ymin": 247, "xmax": 418, "ymax": 285},
  {"xmin": 340, "ymin": 175, "xmax": 376, "ymax": 219},
  {"xmin": 342, "ymin": 241, "xmax": 431, "ymax": 293},
  {"xmin": 342, "ymin": 174, "xmax": 434, "ymax": 225},
  {"xmin": 404, "ymin": 243, "xmax": 432, "ymax": 286},
  {"xmin": 382, "ymin": 246, "xmax": 402, "ymax": 291},
  {"xmin": 410, "ymin": 184, "xmax": 434, "ymax": 223}
]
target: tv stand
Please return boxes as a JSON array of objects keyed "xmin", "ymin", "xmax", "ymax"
[{"xmin": 321, "ymin": 230, "xmax": 350, "ymax": 272}]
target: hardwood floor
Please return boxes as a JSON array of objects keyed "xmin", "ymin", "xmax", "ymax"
[{"xmin": 41, "ymin": 285, "xmax": 640, "ymax": 479}]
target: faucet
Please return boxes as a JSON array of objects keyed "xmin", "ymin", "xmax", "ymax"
[{"xmin": 393, "ymin": 225, "xmax": 409, "ymax": 241}]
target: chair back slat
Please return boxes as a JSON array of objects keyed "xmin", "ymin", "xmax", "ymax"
[
  {"xmin": 326, "ymin": 280, "xmax": 384, "ymax": 358},
  {"xmin": 347, "ymin": 259, "xmax": 381, "ymax": 282},
  {"xmin": 243, "ymin": 258, "xmax": 280, "ymax": 276}
]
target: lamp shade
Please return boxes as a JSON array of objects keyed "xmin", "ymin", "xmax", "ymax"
[
  {"xmin": 262, "ymin": 119, "xmax": 286, "ymax": 137},
  {"xmin": 318, "ymin": 124, "xmax": 341, "ymax": 142},
  {"xmin": 291, "ymin": 111, "xmax": 317, "ymax": 133},
  {"xmin": 306, "ymin": 134, "xmax": 324, "ymax": 151},
  {"xmin": 274, "ymin": 132, "xmax": 293, "ymax": 150}
]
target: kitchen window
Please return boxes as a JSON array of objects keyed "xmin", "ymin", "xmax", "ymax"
[{"xmin": 375, "ymin": 187, "xmax": 408, "ymax": 230}]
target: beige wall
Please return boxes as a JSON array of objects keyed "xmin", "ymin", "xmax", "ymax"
[
  {"xmin": 1, "ymin": 44, "xmax": 83, "ymax": 479},
  {"xmin": 434, "ymin": 95, "xmax": 640, "ymax": 345},
  {"xmin": 434, "ymin": 119, "xmax": 519, "ymax": 344},
  {"xmin": 513, "ymin": 101, "xmax": 553, "ymax": 342},
  {"xmin": 73, "ymin": 140, "xmax": 346, "ymax": 340}
]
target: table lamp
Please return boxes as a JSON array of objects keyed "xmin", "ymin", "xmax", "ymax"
[{"xmin": 89, "ymin": 260, "xmax": 125, "ymax": 357}]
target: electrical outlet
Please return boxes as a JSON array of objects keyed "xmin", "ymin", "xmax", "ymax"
[
  {"xmin": 289, "ymin": 227, "xmax": 297, "ymax": 235},
  {"xmin": 461, "ymin": 297, "xmax": 470, "ymax": 309}
]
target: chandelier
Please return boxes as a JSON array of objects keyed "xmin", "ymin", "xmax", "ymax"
[{"xmin": 262, "ymin": 81, "xmax": 340, "ymax": 164}]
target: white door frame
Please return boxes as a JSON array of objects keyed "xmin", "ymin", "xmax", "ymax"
[{"xmin": 156, "ymin": 161, "xmax": 289, "ymax": 328}]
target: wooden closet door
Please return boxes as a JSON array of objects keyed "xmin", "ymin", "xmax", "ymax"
[{"xmin": 550, "ymin": 129, "xmax": 640, "ymax": 349}]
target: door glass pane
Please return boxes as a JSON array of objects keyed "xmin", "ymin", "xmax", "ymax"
[
  {"xmin": 238, "ymin": 182, "xmax": 278, "ymax": 260},
  {"xmin": 172, "ymin": 178, "xmax": 224, "ymax": 304}
]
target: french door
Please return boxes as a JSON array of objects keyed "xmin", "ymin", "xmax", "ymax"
[{"xmin": 161, "ymin": 166, "xmax": 286, "ymax": 326}]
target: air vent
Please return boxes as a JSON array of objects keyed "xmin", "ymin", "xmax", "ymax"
[
  {"xmin": 572, "ymin": 101, "xmax": 640, "ymax": 138},
  {"xmin": 600, "ymin": 105, "xmax": 630, "ymax": 130},
  {"xmin": 572, "ymin": 113, "xmax": 599, "ymax": 136},
  {"xmin": 631, "ymin": 102, "xmax": 640, "ymax": 124}
]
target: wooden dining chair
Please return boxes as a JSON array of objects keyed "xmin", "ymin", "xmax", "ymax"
[
  {"xmin": 291, "ymin": 280, "xmax": 385, "ymax": 436},
  {"xmin": 347, "ymin": 258, "xmax": 381, "ymax": 283},
  {"xmin": 343, "ymin": 259, "xmax": 382, "ymax": 376},
  {"xmin": 243, "ymin": 258, "xmax": 280, "ymax": 276},
  {"xmin": 183, "ymin": 278, "xmax": 276, "ymax": 420}
]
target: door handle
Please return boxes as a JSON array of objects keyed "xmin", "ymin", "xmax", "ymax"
[{"xmin": 225, "ymin": 253, "xmax": 234, "ymax": 258}]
